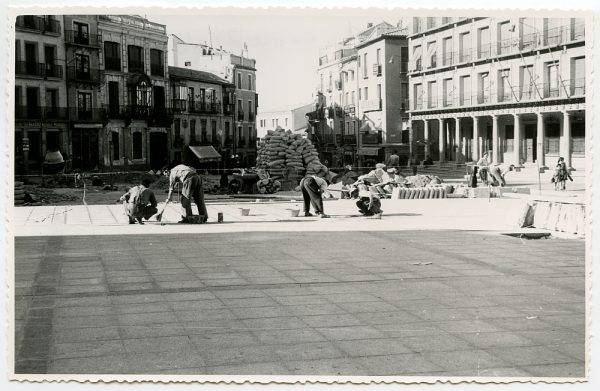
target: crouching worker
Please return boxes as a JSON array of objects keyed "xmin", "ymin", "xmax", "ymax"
[
  {"xmin": 356, "ymin": 179, "xmax": 383, "ymax": 217},
  {"xmin": 488, "ymin": 163, "xmax": 515, "ymax": 187},
  {"xmin": 119, "ymin": 177, "xmax": 158, "ymax": 224},
  {"xmin": 163, "ymin": 164, "xmax": 208, "ymax": 224}
]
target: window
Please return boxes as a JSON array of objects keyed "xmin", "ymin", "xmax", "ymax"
[
  {"xmin": 377, "ymin": 84, "xmax": 382, "ymax": 100},
  {"xmin": 248, "ymin": 100, "xmax": 253, "ymax": 119},
  {"xmin": 414, "ymin": 83, "xmax": 423, "ymax": 109},
  {"xmin": 238, "ymin": 126, "xmax": 243, "ymax": 146},
  {"xmin": 351, "ymin": 91, "xmax": 355, "ymax": 105},
  {"xmin": 73, "ymin": 22, "xmax": 89, "ymax": 45},
  {"xmin": 498, "ymin": 69, "xmax": 511, "ymax": 102},
  {"xmin": 545, "ymin": 122, "xmax": 560, "ymax": 154},
  {"xmin": 571, "ymin": 56, "xmax": 585, "ymax": 95},
  {"xmin": 150, "ymin": 49, "xmax": 164, "ymax": 76},
  {"xmin": 190, "ymin": 119, "xmax": 196, "ymax": 144},
  {"xmin": 504, "ymin": 125, "xmax": 514, "ymax": 153},
  {"xmin": 363, "ymin": 53, "xmax": 368, "ymax": 78},
  {"xmin": 350, "ymin": 70, "xmax": 354, "ymax": 81},
  {"xmin": 132, "ymin": 132, "xmax": 143, "ymax": 159},
  {"xmin": 104, "ymin": 41, "xmax": 120, "ymax": 71},
  {"xmin": 376, "ymin": 48, "xmax": 381, "ymax": 65},
  {"xmin": 442, "ymin": 37, "xmax": 453, "ymax": 66},
  {"xmin": 427, "ymin": 81, "xmax": 437, "ymax": 108},
  {"xmin": 174, "ymin": 119, "xmax": 180, "ymax": 143},
  {"xmin": 345, "ymin": 92, "xmax": 349, "ymax": 105},
  {"xmin": 107, "ymin": 81, "xmax": 119, "ymax": 115},
  {"xmin": 46, "ymin": 130, "xmax": 60, "ymax": 152},
  {"xmin": 237, "ymin": 72, "xmax": 242, "ymax": 89},
  {"xmin": 201, "ymin": 119, "xmax": 208, "ymax": 142},
  {"xmin": 128, "ymin": 45, "xmax": 143, "ymax": 73},
  {"xmin": 153, "ymin": 86, "xmax": 165, "ymax": 109},
  {"xmin": 520, "ymin": 65, "xmax": 536, "ymax": 100},
  {"xmin": 427, "ymin": 41, "xmax": 437, "ymax": 68},
  {"xmin": 459, "ymin": 32, "xmax": 471, "ymax": 62},
  {"xmin": 498, "ymin": 22, "xmax": 512, "ymax": 55},
  {"xmin": 545, "ymin": 62, "xmax": 560, "ymax": 98},
  {"xmin": 460, "ymin": 75, "xmax": 471, "ymax": 105},
  {"xmin": 247, "ymin": 74, "xmax": 252, "ymax": 90},
  {"xmin": 188, "ymin": 87, "xmax": 195, "ymax": 102},
  {"xmin": 249, "ymin": 125, "xmax": 254, "ymax": 144},
  {"xmin": 364, "ymin": 87, "xmax": 368, "ymax": 100},
  {"xmin": 128, "ymin": 81, "xmax": 151, "ymax": 107},
  {"xmin": 413, "ymin": 45, "xmax": 422, "ymax": 71},
  {"xmin": 443, "ymin": 78, "xmax": 453, "ymax": 107},
  {"xmin": 77, "ymin": 91, "xmax": 92, "ymax": 118},
  {"xmin": 478, "ymin": 27, "xmax": 490, "ymax": 59},
  {"xmin": 75, "ymin": 53, "xmax": 90, "ymax": 79},
  {"xmin": 111, "ymin": 131, "xmax": 119, "ymax": 160},
  {"xmin": 358, "ymin": 89, "xmax": 361, "ymax": 100},
  {"xmin": 478, "ymin": 72, "xmax": 490, "ymax": 103}
]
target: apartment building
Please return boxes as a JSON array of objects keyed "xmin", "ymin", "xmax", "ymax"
[
  {"xmin": 308, "ymin": 22, "xmax": 409, "ymax": 168},
  {"xmin": 169, "ymin": 66, "xmax": 235, "ymax": 167},
  {"xmin": 256, "ymin": 103, "xmax": 313, "ymax": 139},
  {"xmin": 98, "ymin": 15, "xmax": 172, "ymax": 171},
  {"xmin": 14, "ymin": 15, "xmax": 67, "ymax": 175},
  {"xmin": 169, "ymin": 35, "xmax": 258, "ymax": 167},
  {"xmin": 64, "ymin": 15, "xmax": 104, "ymax": 170},
  {"xmin": 408, "ymin": 16, "xmax": 586, "ymax": 170}
]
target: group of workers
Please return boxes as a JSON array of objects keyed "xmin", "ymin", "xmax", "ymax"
[
  {"xmin": 118, "ymin": 163, "xmax": 208, "ymax": 225},
  {"xmin": 118, "ymin": 152, "xmax": 524, "ymax": 225}
]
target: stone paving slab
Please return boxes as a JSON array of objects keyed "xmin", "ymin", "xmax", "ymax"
[
  {"xmin": 12, "ymin": 231, "xmax": 585, "ymax": 378},
  {"xmin": 13, "ymin": 198, "xmax": 553, "ymax": 237}
]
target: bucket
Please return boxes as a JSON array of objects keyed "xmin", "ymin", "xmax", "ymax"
[
  {"xmin": 289, "ymin": 209, "xmax": 300, "ymax": 217},
  {"xmin": 240, "ymin": 208, "xmax": 250, "ymax": 216}
]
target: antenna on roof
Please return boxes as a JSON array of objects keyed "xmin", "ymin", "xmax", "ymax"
[{"xmin": 209, "ymin": 26, "xmax": 213, "ymax": 52}]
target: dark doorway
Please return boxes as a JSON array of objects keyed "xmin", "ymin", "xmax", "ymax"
[
  {"xmin": 524, "ymin": 123, "xmax": 537, "ymax": 163},
  {"xmin": 72, "ymin": 128, "xmax": 99, "ymax": 170},
  {"xmin": 149, "ymin": 132, "xmax": 168, "ymax": 170}
]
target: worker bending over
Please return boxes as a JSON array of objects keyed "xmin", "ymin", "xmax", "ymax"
[{"xmin": 163, "ymin": 164, "xmax": 208, "ymax": 224}]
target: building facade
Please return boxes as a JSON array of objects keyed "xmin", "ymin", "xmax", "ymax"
[
  {"xmin": 169, "ymin": 66, "xmax": 236, "ymax": 167},
  {"xmin": 256, "ymin": 103, "xmax": 313, "ymax": 139},
  {"xmin": 15, "ymin": 15, "xmax": 67, "ymax": 175},
  {"xmin": 308, "ymin": 22, "xmax": 410, "ymax": 169},
  {"xmin": 408, "ymin": 17, "xmax": 586, "ymax": 170},
  {"xmin": 98, "ymin": 15, "xmax": 172, "ymax": 171},
  {"xmin": 169, "ymin": 35, "xmax": 258, "ymax": 167},
  {"xmin": 14, "ymin": 14, "xmax": 174, "ymax": 174}
]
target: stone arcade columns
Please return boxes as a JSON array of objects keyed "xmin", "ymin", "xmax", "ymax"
[
  {"xmin": 472, "ymin": 115, "xmax": 480, "ymax": 161},
  {"xmin": 455, "ymin": 117, "xmax": 462, "ymax": 162},
  {"xmin": 438, "ymin": 118, "xmax": 446, "ymax": 163},
  {"xmin": 537, "ymin": 112, "xmax": 547, "ymax": 168},
  {"xmin": 562, "ymin": 111, "xmax": 572, "ymax": 169},
  {"xmin": 424, "ymin": 120, "xmax": 430, "ymax": 158},
  {"xmin": 514, "ymin": 113, "xmax": 522, "ymax": 166},
  {"xmin": 492, "ymin": 115, "xmax": 499, "ymax": 164}
]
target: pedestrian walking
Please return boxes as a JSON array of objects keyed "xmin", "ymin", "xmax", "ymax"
[
  {"xmin": 118, "ymin": 177, "xmax": 158, "ymax": 224},
  {"xmin": 552, "ymin": 157, "xmax": 571, "ymax": 191},
  {"xmin": 163, "ymin": 163, "xmax": 208, "ymax": 223},
  {"xmin": 300, "ymin": 174, "xmax": 331, "ymax": 218}
]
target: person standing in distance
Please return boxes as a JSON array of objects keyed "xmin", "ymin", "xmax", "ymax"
[{"xmin": 163, "ymin": 163, "xmax": 208, "ymax": 223}]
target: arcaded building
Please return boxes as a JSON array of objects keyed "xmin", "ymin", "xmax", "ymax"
[{"xmin": 408, "ymin": 17, "xmax": 585, "ymax": 170}]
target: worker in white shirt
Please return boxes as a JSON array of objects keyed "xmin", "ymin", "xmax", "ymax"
[
  {"xmin": 488, "ymin": 163, "xmax": 515, "ymax": 187},
  {"xmin": 299, "ymin": 174, "xmax": 331, "ymax": 218},
  {"xmin": 476, "ymin": 152, "xmax": 491, "ymax": 184}
]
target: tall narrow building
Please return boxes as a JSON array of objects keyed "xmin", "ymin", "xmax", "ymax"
[{"xmin": 14, "ymin": 15, "xmax": 67, "ymax": 175}]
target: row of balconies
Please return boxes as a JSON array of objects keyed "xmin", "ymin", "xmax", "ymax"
[
  {"xmin": 413, "ymin": 79, "xmax": 585, "ymax": 111},
  {"xmin": 16, "ymin": 15, "xmax": 61, "ymax": 35},
  {"xmin": 312, "ymin": 132, "xmax": 380, "ymax": 146},
  {"xmin": 15, "ymin": 61, "xmax": 63, "ymax": 79},
  {"xmin": 411, "ymin": 23, "xmax": 585, "ymax": 73},
  {"xmin": 15, "ymin": 104, "xmax": 174, "ymax": 123},
  {"xmin": 172, "ymin": 99, "xmax": 238, "ymax": 117}
]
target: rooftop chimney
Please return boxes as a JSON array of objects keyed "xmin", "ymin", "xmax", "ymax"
[{"xmin": 367, "ymin": 22, "xmax": 373, "ymax": 28}]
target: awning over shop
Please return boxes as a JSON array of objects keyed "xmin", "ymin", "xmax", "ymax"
[
  {"xmin": 188, "ymin": 145, "xmax": 222, "ymax": 162},
  {"xmin": 357, "ymin": 147, "xmax": 381, "ymax": 156}
]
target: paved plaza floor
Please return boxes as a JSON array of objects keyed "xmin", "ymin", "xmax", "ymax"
[{"xmin": 13, "ymin": 230, "xmax": 585, "ymax": 378}]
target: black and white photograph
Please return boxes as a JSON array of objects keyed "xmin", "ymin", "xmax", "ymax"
[{"xmin": 2, "ymin": 1, "xmax": 596, "ymax": 385}]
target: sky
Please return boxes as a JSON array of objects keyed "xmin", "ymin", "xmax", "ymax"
[{"xmin": 148, "ymin": 10, "xmax": 408, "ymax": 112}]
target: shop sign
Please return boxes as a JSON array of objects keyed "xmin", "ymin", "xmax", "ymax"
[{"xmin": 22, "ymin": 137, "xmax": 29, "ymax": 151}]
